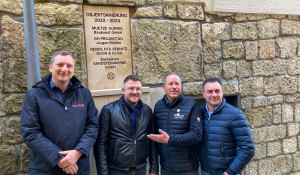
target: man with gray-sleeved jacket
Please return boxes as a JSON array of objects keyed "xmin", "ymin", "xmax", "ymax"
[{"xmin": 199, "ymin": 77, "xmax": 255, "ymax": 175}]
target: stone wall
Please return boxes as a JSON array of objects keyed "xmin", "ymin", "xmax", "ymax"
[{"xmin": 0, "ymin": 0, "xmax": 299, "ymax": 174}]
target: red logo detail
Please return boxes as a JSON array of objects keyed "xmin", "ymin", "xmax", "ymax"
[{"xmin": 72, "ymin": 104, "xmax": 85, "ymax": 107}]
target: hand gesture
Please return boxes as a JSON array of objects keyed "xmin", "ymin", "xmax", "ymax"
[{"xmin": 147, "ymin": 129, "xmax": 169, "ymax": 143}]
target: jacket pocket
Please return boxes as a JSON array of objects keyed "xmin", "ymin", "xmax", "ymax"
[{"xmin": 109, "ymin": 139, "xmax": 134, "ymax": 167}]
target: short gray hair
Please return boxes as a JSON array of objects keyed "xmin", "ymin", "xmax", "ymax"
[
  {"xmin": 50, "ymin": 51, "xmax": 76, "ymax": 65},
  {"xmin": 163, "ymin": 72, "xmax": 182, "ymax": 85},
  {"xmin": 202, "ymin": 77, "xmax": 222, "ymax": 90}
]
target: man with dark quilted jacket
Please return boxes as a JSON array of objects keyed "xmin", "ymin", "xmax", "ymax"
[
  {"xmin": 199, "ymin": 77, "xmax": 255, "ymax": 175},
  {"xmin": 147, "ymin": 72, "xmax": 202, "ymax": 175}
]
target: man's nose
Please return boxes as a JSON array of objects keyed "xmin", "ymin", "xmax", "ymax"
[{"xmin": 61, "ymin": 65, "xmax": 68, "ymax": 71}]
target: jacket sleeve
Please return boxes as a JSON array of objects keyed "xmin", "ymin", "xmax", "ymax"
[
  {"xmin": 148, "ymin": 109, "xmax": 159, "ymax": 174},
  {"xmin": 225, "ymin": 112, "xmax": 255, "ymax": 175},
  {"xmin": 73, "ymin": 90, "xmax": 99, "ymax": 157},
  {"xmin": 93, "ymin": 106, "xmax": 110, "ymax": 175},
  {"xmin": 20, "ymin": 90, "xmax": 62, "ymax": 168},
  {"xmin": 168, "ymin": 103, "xmax": 203, "ymax": 146}
]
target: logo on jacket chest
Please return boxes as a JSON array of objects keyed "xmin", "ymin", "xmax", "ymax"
[
  {"xmin": 174, "ymin": 109, "xmax": 185, "ymax": 119},
  {"xmin": 72, "ymin": 104, "xmax": 85, "ymax": 107}
]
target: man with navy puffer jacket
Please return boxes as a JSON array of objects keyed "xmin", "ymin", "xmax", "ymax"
[
  {"xmin": 199, "ymin": 77, "xmax": 255, "ymax": 175},
  {"xmin": 148, "ymin": 72, "xmax": 203, "ymax": 175}
]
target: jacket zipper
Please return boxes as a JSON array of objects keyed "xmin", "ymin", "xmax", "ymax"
[
  {"xmin": 206, "ymin": 113, "xmax": 212, "ymax": 174},
  {"xmin": 133, "ymin": 139, "xmax": 136, "ymax": 167}
]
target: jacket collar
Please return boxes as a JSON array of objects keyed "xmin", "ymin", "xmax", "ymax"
[
  {"xmin": 163, "ymin": 92, "xmax": 184, "ymax": 108},
  {"xmin": 33, "ymin": 74, "xmax": 82, "ymax": 92},
  {"xmin": 205, "ymin": 97, "xmax": 227, "ymax": 115}
]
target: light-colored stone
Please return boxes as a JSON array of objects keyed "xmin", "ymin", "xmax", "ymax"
[
  {"xmin": 257, "ymin": 19, "xmax": 279, "ymax": 39},
  {"xmin": 288, "ymin": 15, "xmax": 299, "ymax": 20},
  {"xmin": 35, "ymin": 3, "xmax": 83, "ymax": 26},
  {"xmin": 222, "ymin": 61, "xmax": 236, "ymax": 80},
  {"xmin": 247, "ymin": 14, "xmax": 270, "ymax": 21},
  {"xmin": 288, "ymin": 123, "xmax": 300, "ymax": 137},
  {"xmin": 178, "ymin": 4, "xmax": 204, "ymax": 20},
  {"xmin": 20, "ymin": 143, "xmax": 30, "ymax": 173},
  {"xmin": 298, "ymin": 42, "xmax": 300, "ymax": 57},
  {"xmin": 202, "ymin": 23, "xmax": 230, "ymax": 63},
  {"xmin": 222, "ymin": 41, "xmax": 244, "ymax": 59},
  {"xmin": 294, "ymin": 152, "xmax": 300, "ymax": 172},
  {"xmin": 239, "ymin": 77, "xmax": 264, "ymax": 97},
  {"xmin": 264, "ymin": 77, "xmax": 279, "ymax": 95},
  {"xmin": 232, "ymin": 22, "xmax": 257, "ymax": 40},
  {"xmin": 54, "ymin": 0, "xmax": 83, "ymax": 3},
  {"xmin": 1, "ymin": 15, "xmax": 26, "ymax": 58},
  {"xmin": 274, "ymin": 59, "xmax": 287, "ymax": 75},
  {"xmin": 3, "ymin": 57, "xmax": 27, "ymax": 92},
  {"xmin": 163, "ymin": 4, "xmax": 176, "ymax": 18},
  {"xmin": 202, "ymin": 22, "xmax": 231, "ymax": 42},
  {"xmin": 149, "ymin": 87, "xmax": 165, "ymax": 109},
  {"xmin": 0, "ymin": 94, "xmax": 24, "ymax": 117},
  {"xmin": 237, "ymin": 60, "xmax": 250, "ymax": 78},
  {"xmin": 38, "ymin": 28, "xmax": 87, "ymax": 85},
  {"xmin": 267, "ymin": 141, "xmax": 281, "ymax": 156},
  {"xmin": 258, "ymin": 155, "xmax": 292, "ymax": 175},
  {"xmin": 282, "ymin": 19, "xmax": 300, "ymax": 36},
  {"xmin": 241, "ymin": 97, "xmax": 252, "ymax": 110},
  {"xmin": 147, "ymin": 0, "xmax": 162, "ymax": 4},
  {"xmin": 253, "ymin": 60, "xmax": 276, "ymax": 76},
  {"xmin": 132, "ymin": 20, "xmax": 202, "ymax": 84},
  {"xmin": 267, "ymin": 95, "xmax": 283, "ymax": 105},
  {"xmin": 253, "ymin": 96, "xmax": 267, "ymax": 107},
  {"xmin": 2, "ymin": 116, "xmax": 23, "ymax": 144},
  {"xmin": 245, "ymin": 41, "xmax": 258, "ymax": 60},
  {"xmin": 203, "ymin": 41, "xmax": 222, "ymax": 63},
  {"xmin": 0, "ymin": 144, "xmax": 17, "ymax": 175},
  {"xmin": 87, "ymin": 0, "xmax": 145, "ymax": 6},
  {"xmin": 133, "ymin": 6, "xmax": 162, "ymax": 18},
  {"xmin": 223, "ymin": 81, "xmax": 238, "ymax": 95},
  {"xmin": 0, "ymin": 0, "xmax": 23, "ymax": 15},
  {"xmin": 242, "ymin": 160, "xmax": 258, "ymax": 175},
  {"xmin": 234, "ymin": 13, "xmax": 247, "ymax": 21},
  {"xmin": 286, "ymin": 94, "xmax": 300, "ymax": 103},
  {"xmin": 253, "ymin": 143, "xmax": 266, "ymax": 160},
  {"xmin": 279, "ymin": 76, "xmax": 298, "ymax": 94},
  {"xmin": 276, "ymin": 37, "xmax": 298, "ymax": 58},
  {"xmin": 245, "ymin": 107, "xmax": 272, "ymax": 127},
  {"xmin": 204, "ymin": 63, "xmax": 222, "ymax": 78},
  {"xmin": 272, "ymin": 104, "xmax": 281, "ymax": 124},
  {"xmin": 271, "ymin": 14, "xmax": 286, "ymax": 19},
  {"xmin": 283, "ymin": 137, "xmax": 297, "ymax": 154},
  {"xmin": 287, "ymin": 59, "xmax": 300, "ymax": 75},
  {"xmin": 252, "ymin": 125, "xmax": 286, "ymax": 143},
  {"xmin": 259, "ymin": 40, "xmax": 276, "ymax": 59},
  {"xmin": 183, "ymin": 82, "xmax": 203, "ymax": 96},
  {"xmin": 282, "ymin": 103, "xmax": 294, "ymax": 123},
  {"xmin": 295, "ymin": 103, "xmax": 300, "ymax": 122}
]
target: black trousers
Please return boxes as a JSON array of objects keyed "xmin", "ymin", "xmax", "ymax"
[
  {"xmin": 108, "ymin": 166, "xmax": 146, "ymax": 175},
  {"xmin": 161, "ymin": 169, "xmax": 199, "ymax": 175}
]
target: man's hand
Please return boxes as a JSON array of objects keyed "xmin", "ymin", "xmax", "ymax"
[
  {"xmin": 224, "ymin": 172, "xmax": 229, "ymax": 175},
  {"xmin": 149, "ymin": 173, "xmax": 157, "ymax": 175},
  {"xmin": 147, "ymin": 129, "xmax": 169, "ymax": 143},
  {"xmin": 58, "ymin": 150, "xmax": 83, "ymax": 169},
  {"xmin": 63, "ymin": 164, "xmax": 78, "ymax": 175}
]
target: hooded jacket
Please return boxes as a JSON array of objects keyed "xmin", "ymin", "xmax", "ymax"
[
  {"xmin": 153, "ymin": 93, "xmax": 203, "ymax": 172},
  {"xmin": 93, "ymin": 97, "xmax": 158, "ymax": 175},
  {"xmin": 199, "ymin": 98, "xmax": 255, "ymax": 175},
  {"xmin": 20, "ymin": 74, "xmax": 98, "ymax": 174}
]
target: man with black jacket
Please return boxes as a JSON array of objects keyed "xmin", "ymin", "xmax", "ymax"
[
  {"xmin": 20, "ymin": 51, "xmax": 99, "ymax": 174},
  {"xmin": 93, "ymin": 75, "xmax": 158, "ymax": 175},
  {"xmin": 147, "ymin": 72, "xmax": 203, "ymax": 175}
]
